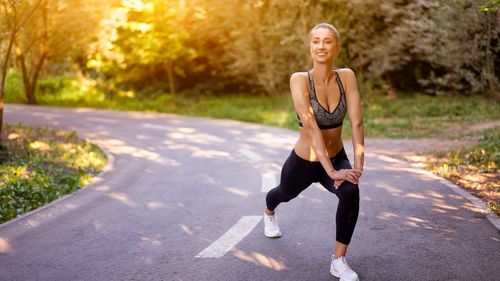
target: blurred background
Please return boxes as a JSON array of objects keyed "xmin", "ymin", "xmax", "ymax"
[
  {"xmin": 1, "ymin": 0, "xmax": 498, "ymax": 115},
  {"xmin": 0, "ymin": 1, "xmax": 499, "ymax": 220}
]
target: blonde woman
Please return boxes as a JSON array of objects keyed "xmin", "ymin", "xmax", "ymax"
[{"xmin": 263, "ymin": 23, "xmax": 364, "ymax": 281}]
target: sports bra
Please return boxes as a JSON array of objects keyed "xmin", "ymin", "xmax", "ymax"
[{"xmin": 297, "ymin": 70, "xmax": 347, "ymax": 130}]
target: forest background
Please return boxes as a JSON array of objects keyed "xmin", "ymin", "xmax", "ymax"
[{"xmin": 1, "ymin": 0, "xmax": 498, "ymax": 117}]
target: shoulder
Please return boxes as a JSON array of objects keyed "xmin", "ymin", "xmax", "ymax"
[
  {"xmin": 289, "ymin": 72, "xmax": 310, "ymax": 99},
  {"xmin": 335, "ymin": 67, "xmax": 356, "ymax": 80},
  {"xmin": 335, "ymin": 68, "xmax": 357, "ymax": 86},
  {"xmin": 290, "ymin": 71, "xmax": 308, "ymax": 81},
  {"xmin": 289, "ymin": 72, "xmax": 309, "ymax": 89}
]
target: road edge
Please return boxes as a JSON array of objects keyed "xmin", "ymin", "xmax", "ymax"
[
  {"xmin": 376, "ymin": 154, "xmax": 500, "ymax": 231},
  {"xmin": 0, "ymin": 141, "xmax": 115, "ymax": 229}
]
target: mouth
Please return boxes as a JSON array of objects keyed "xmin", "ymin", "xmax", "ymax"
[{"xmin": 317, "ymin": 52, "xmax": 327, "ymax": 56}]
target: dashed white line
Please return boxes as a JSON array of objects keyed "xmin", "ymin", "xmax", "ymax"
[
  {"xmin": 238, "ymin": 148, "xmax": 264, "ymax": 162},
  {"xmin": 195, "ymin": 216, "xmax": 262, "ymax": 258},
  {"xmin": 261, "ymin": 172, "xmax": 278, "ymax": 192}
]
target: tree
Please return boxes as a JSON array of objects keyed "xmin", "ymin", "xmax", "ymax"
[
  {"xmin": 89, "ymin": 0, "xmax": 193, "ymax": 95},
  {"xmin": 342, "ymin": 0, "xmax": 499, "ymax": 96},
  {"xmin": 0, "ymin": 0, "xmax": 41, "ymax": 135},
  {"xmin": 13, "ymin": 0, "xmax": 110, "ymax": 104}
]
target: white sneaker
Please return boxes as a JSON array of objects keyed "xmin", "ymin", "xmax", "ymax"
[
  {"xmin": 263, "ymin": 212, "xmax": 282, "ymax": 238},
  {"xmin": 330, "ymin": 255, "xmax": 360, "ymax": 281}
]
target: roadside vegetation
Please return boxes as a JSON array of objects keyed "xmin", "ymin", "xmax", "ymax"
[
  {"xmin": 426, "ymin": 128, "xmax": 499, "ymax": 216},
  {"xmin": 0, "ymin": 123, "xmax": 108, "ymax": 224}
]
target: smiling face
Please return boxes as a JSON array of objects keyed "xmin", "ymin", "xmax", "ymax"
[{"xmin": 309, "ymin": 27, "xmax": 340, "ymax": 63}]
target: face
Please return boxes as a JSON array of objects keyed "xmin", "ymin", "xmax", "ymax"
[{"xmin": 309, "ymin": 28, "xmax": 340, "ymax": 63}]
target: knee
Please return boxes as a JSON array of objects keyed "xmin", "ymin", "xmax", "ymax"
[
  {"xmin": 338, "ymin": 182, "xmax": 359, "ymax": 200},
  {"xmin": 280, "ymin": 193, "xmax": 295, "ymax": 203},
  {"xmin": 278, "ymin": 189, "xmax": 298, "ymax": 203}
]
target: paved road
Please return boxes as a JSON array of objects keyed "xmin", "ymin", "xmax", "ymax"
[{"xmin": 1, "ymin": 104, "xmax": 499, "ymax": 281}]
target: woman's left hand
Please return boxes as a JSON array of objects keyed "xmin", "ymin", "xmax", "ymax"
[{"xmin": 334, "ymin": 168, "xmax": 362, "ymax": 189}]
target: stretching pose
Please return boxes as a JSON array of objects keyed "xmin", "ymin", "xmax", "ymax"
[{"xmin": 263, "ymin": 23, "xmax": 364, "ymax": 281}]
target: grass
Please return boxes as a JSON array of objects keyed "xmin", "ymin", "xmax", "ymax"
[
  {"xmin": 0, "ymin": 123, "xmax": 108, "ymax": 224},
  {"xmin": 425, "ymin": 128, "xmax": 499, "ymax": 216}
]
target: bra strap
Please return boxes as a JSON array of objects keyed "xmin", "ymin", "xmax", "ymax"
[
  {"xmin": 334, "ymin": 70, "xmax": 345, "ymax": 96},
  {"xmin": 307, "ymin": 71, "xmax": 317, "ymax": 99}
]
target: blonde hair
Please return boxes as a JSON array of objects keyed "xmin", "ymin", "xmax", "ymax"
[{"xmin": 309, "ymin": 22, "xmax": 340, "ymax": 44}]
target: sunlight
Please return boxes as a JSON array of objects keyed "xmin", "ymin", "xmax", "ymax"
[
  {"xmin": 246, "ymin": 132, "xmax": 296, "ymax": 149},
  {"xmin": 403, "ymin": 192, "xmax": 427, "ymax": 199},
  {"xmin": 103, "ymin": 138, "xmax": 174, "ymax": 165},
  {"xmin": 147, "ymin": 201, "xmax": 168, "ymax": 209},
  {"xmin": 224, "ymin": 187, "xmax": 252, "ymax": 197},
  {"xmin": 180, "ymin": 224, "xmax": 193, "ymax": 236},
  {"xmin": 105, "ymin": 192, "xmax": 139, "ymax": 208},
  {"xmin": 0, "ymin": 237, "xmax": 12, "ymax": 253},
  {"xmin": 377, "ymin": 211, "xmax": 399, "ymax": 220},
  {"xmin": 167, "ymin": 130, "xmax": 226, "ymax": 144},
  {"xmin": 7, "ymin": 133, "xmax": 20, "ymax": 140},
  {"xmin": 432, "ymin": 201, "xmax": 459, "ymax": 211},
  {"xmin": 233, "ymin": 249, "xmax": 289, "ymax": 271},
  {"xmin": 140, "ymin": 234, "xmax": 162, "ymax": 246},
  {"xmin": 191, "ymin": 149, "xmax": 230, "ymax": 158}
]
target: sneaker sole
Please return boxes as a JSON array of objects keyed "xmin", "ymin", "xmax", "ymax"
[
  {"xmin": 264, "ymin": 231, "xmax": 282, "ymax": 238},
  {"xmin": 330, "ymin": 269, "xmax": 359, "ymax": 281}
]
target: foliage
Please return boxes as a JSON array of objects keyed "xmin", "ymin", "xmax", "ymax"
[
  {"xmin": 343, "ymin": 0, "xmax": 499, "ymax": 96},
  {"xmin": 0, "ymin": 123, "xmax": 107, "ymax": 224},
  {"xmin": 88, "ymin": 0, "xmax": 194, "ymax": 95},
  {"xmin": 2, "ymin": 0, "xmax": 498, "ymax": 102}
]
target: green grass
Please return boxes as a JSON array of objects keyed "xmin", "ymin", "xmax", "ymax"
[
  {"xmin": 6, "ymin": 74, "xmax": 499, "ymax": 140},
  {"xmin": 0, "ymin": 123, "xmax": 108, "ymax": 224}
]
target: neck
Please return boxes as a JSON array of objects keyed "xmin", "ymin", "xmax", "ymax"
[{"xmin": 311, "ymin": 63, "xmax": 334, "ymax": 85}]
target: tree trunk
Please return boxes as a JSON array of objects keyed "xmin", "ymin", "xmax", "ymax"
[
  {"xmin": 0, "ymin": 0, "xmax": 43, "ymax": 136},
  {"xmin": 166, "ymin": 62, "xmax": 176, "ymax": 95},
  {"xmin": 17, "ymin": 50, "xmax": 47, "ymax": 105},
  {"xmin": 0, "ymin": 22, "xmax": 17, "ymax": 137}
]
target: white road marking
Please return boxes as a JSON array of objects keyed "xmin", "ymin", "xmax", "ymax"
[
  {"xmin": 86, "ymin": 117, "xmax": 118, "ymax": 124},
  {"xmin": 238, "ymin": 148, "xmax": 264, "ymax": 162},
  {"xmin": 261, "ymin": 172, "xmax": 278, "ymax": 192},
  {"xmin": 142, "ymin": 123, "xmax": 172, "ymax": 130},
  {"xmin": 195, "ymin": 216, "xmax": 262, "ymax": 258}
]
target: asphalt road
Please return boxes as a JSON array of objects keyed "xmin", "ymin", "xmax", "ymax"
[{"xmin": 1, "ymin": 104, "xmax": 499, "ymax": 281}]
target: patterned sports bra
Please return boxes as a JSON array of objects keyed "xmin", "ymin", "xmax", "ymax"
[{"xmin": 297, "ymin": 70, "xmax": 347, "ymax": 130}]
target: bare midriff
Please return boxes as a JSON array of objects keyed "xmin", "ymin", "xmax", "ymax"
[{"xmin": 293, "ymin": 126, "xmax": 344, "ymax": 162}]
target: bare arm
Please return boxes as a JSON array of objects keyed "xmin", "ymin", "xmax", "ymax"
[
  {"xmin": 343, "ymin": 68, "xmax": 364, "ymax": 173},
  {"xmin": 290, "ymin": 72, "xmax": 336, "ymax": 177}
]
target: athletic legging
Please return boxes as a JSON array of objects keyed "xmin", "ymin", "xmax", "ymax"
[{"xmin": 265, "ymin": 146, "xmax": 360, "ymax": 245}]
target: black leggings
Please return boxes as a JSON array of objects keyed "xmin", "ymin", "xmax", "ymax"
[{"xmin": 265, "ymin": 147, "xmax": 360, "ymax": 245}]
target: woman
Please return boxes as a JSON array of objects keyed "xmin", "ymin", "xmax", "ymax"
[{"xmin": 263, "ymin": 23, "xmax": 364, "ymax": 281}]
